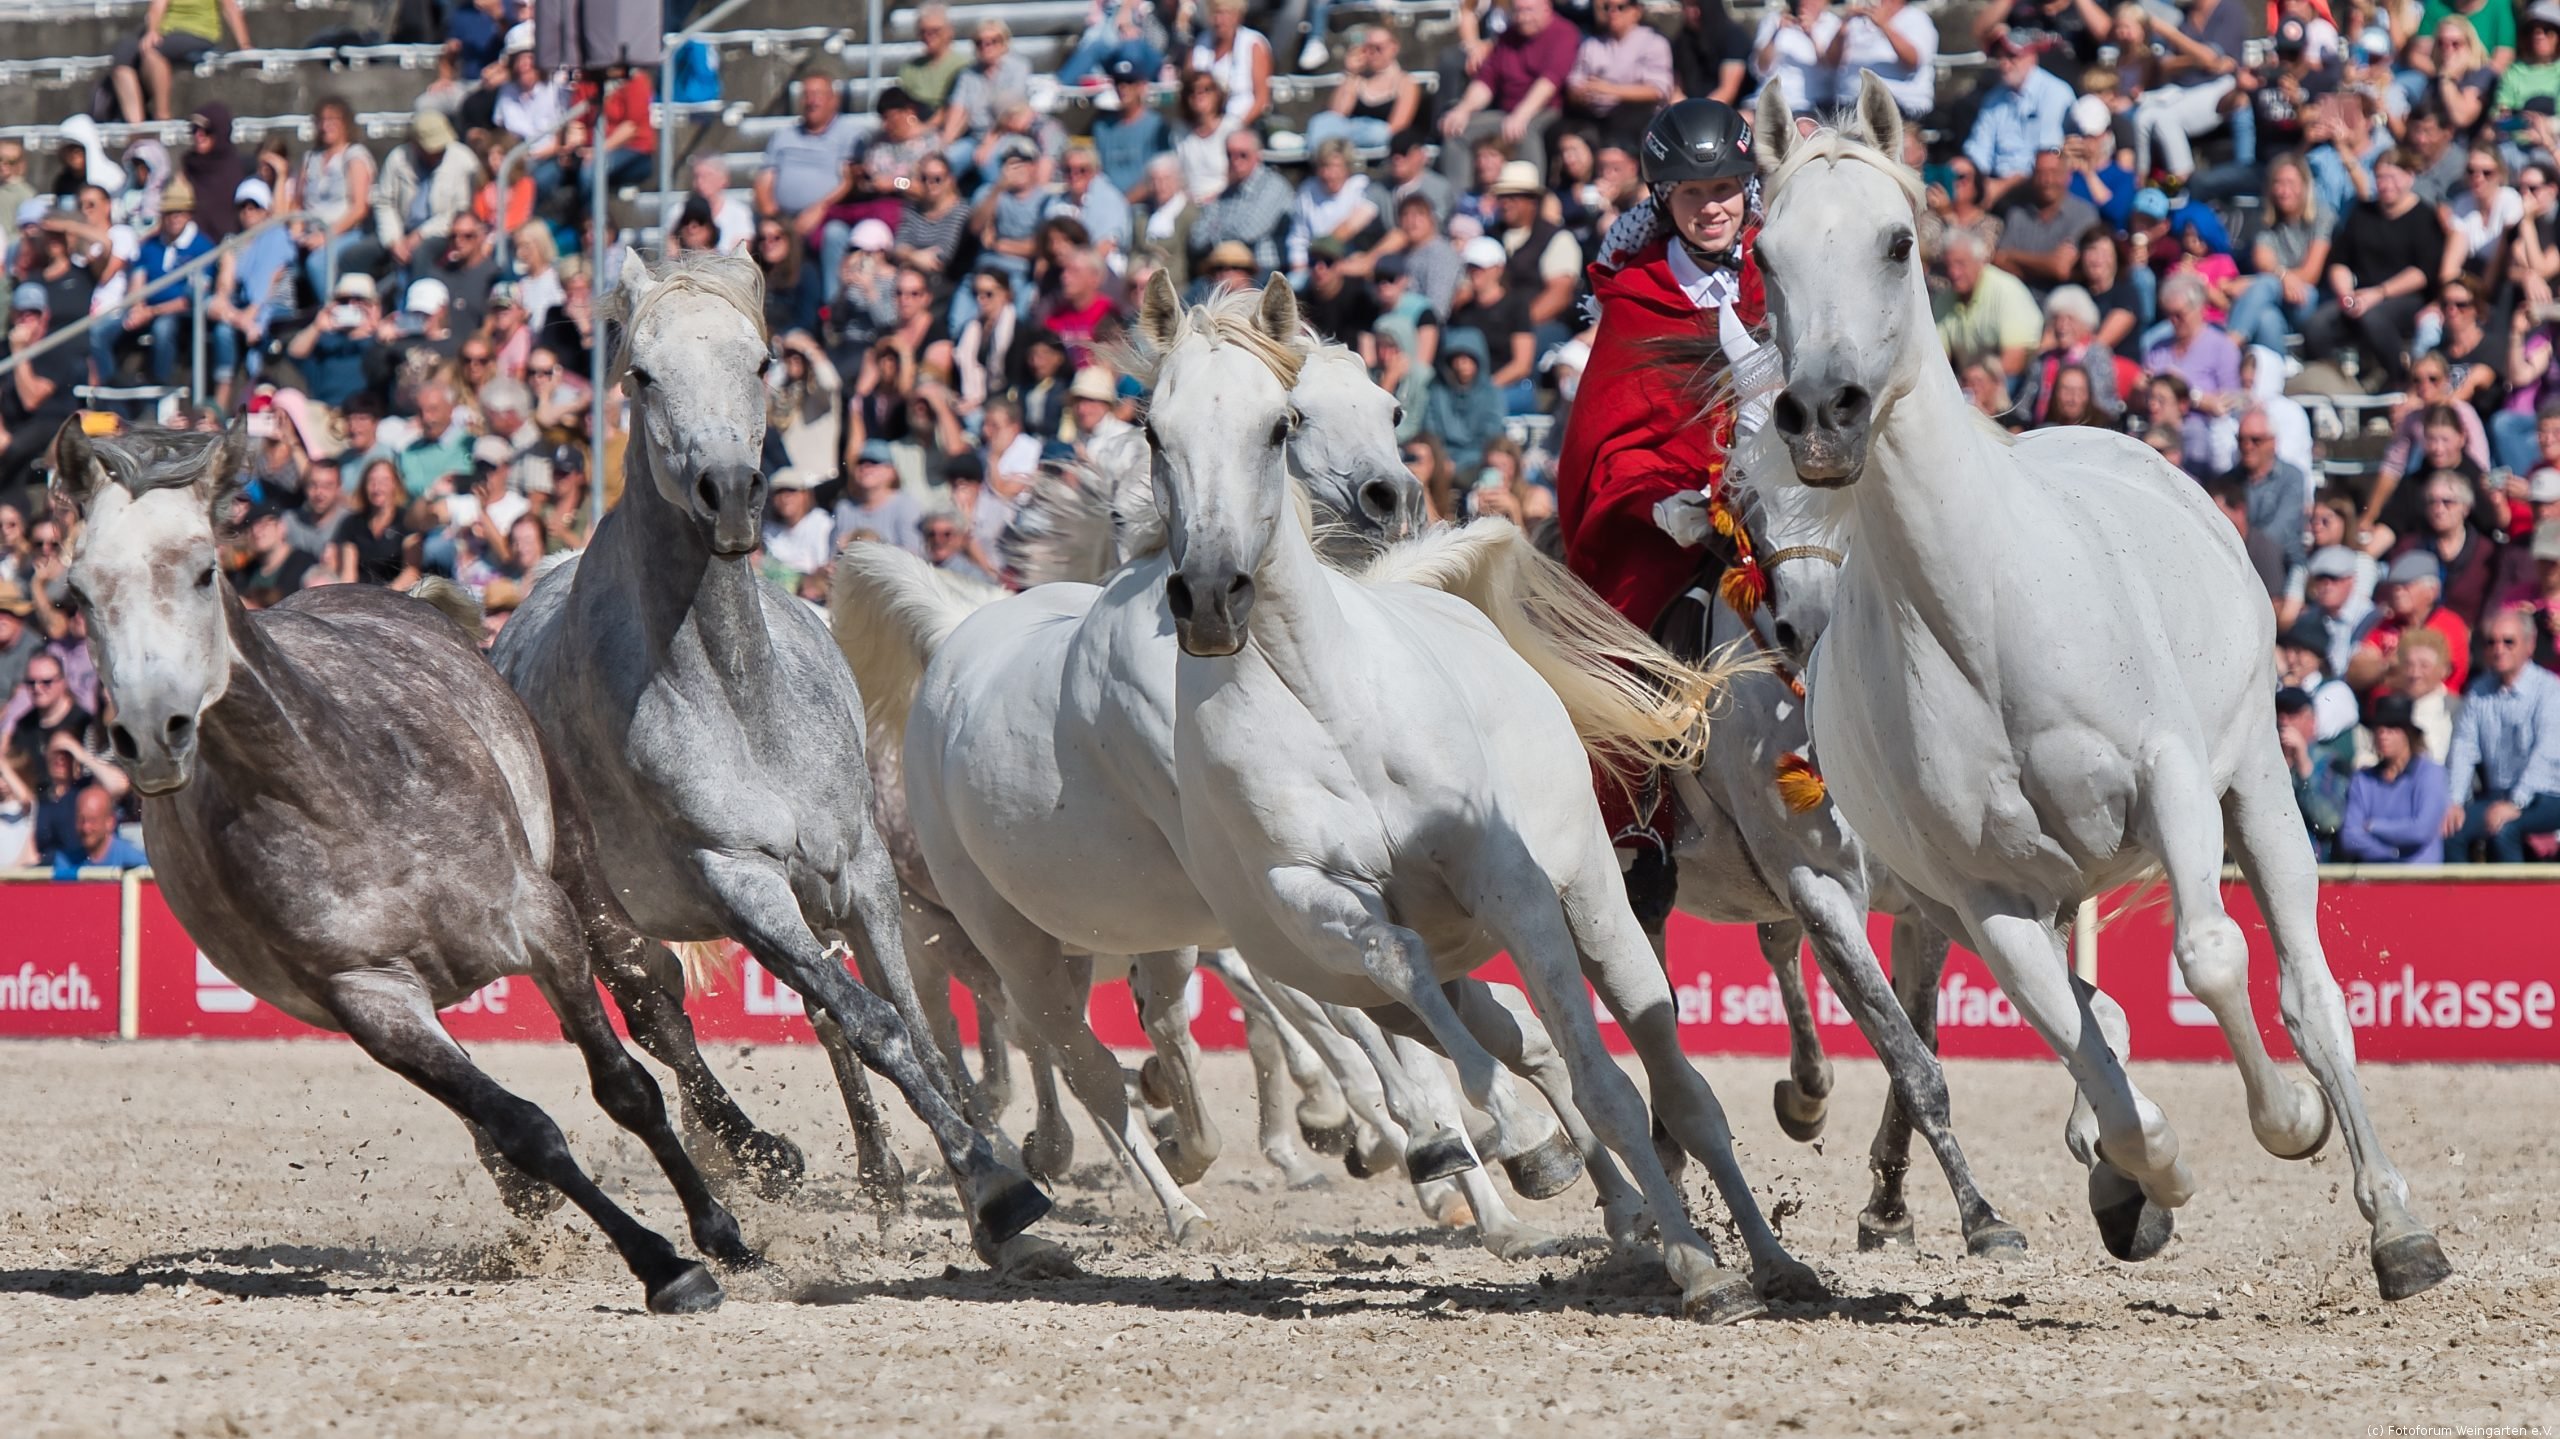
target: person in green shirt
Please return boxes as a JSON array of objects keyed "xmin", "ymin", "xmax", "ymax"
[
  {"xmin": 2499, "ymin": 1, "xmax": 2560, "ymax": 113},
  {"xmin": 898, "ymin": 3, "xmax": 972, "ymax": 112},
  {"xmin": 109, "ymin": 0, "xmax": 251, "ymax": 125},
  {"xmin": 2419, "ymin": 0, "xmax": 2516, "ymax": 70}
]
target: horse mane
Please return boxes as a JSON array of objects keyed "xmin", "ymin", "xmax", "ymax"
[
  {"xmin": 62, "ymin": 424, "xmax": 252, "ymax": 533},
  {"xmin": 1000, "ymin": 463, "xmax": 1124, "ymax": 587},
  {"xmin": 1103, "ymin": 284, "xmax": 1307, "ymax": 394},
  {"xmin": 602, "ymin": 251, "xmax": 768, "ymax": 382},
  {"xmin": 1360, "ymin": 518, "xmax": 1752, "ymax": 773},
  {"xmin": 1761, "ymin": 123, "xmax": 1927, "ymax": 214}
]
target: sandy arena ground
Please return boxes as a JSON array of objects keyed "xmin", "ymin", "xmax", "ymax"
[{"xmin": 0, "ymin": 1041, "xmax": 2552, "ymax": 1437}]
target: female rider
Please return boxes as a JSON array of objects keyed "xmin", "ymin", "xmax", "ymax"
[{"xmin": 1554, "ymin": 96, "xmax": 1767, "ymax": 935}]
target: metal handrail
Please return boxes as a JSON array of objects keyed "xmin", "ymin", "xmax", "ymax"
[
  {"xmin": 0, "ymin": 209, "xmax": 324, "ymax": 394},
  {"xmin": 658, "ymin": 0, "xmax": 757, "ymax": 231}
]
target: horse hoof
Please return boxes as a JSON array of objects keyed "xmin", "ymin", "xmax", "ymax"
[
  {"xmin": 1158, "ymin": 1138, "xmax": 1217, "ymax": 1188},
  {"xmin": 1772, "ymin": 1078, "xmax": 1829, "ymax": 1144},
  {"xmin": 1417, "ymin": 1179, "xmax": 1474, "ymax": 1229},
  {"xmin": 1856, "ymin": 1212, "xmax": 1915, "ymax": 1251},
  {"xmin": 1651, "ymin": 1115, "xmax": 1687, "ymax": 1180},
  {"xmin": 694, "ymin": 1210, "xmax": 759, "ymax": 1269},
  {"xmin": 1022, "ymin": 1133, "xmax": 1075, "ymax": 1188},
  {"xmin": 1174, "ymin": 1215, "xmax": 1217, "ymax": 1251},
  {"xmin": 1682, "ymin": 1272, "xmax": 1766, "ymax": 1325},
  {"xmin": 993, "ymin": 1233, "xmax": 1082, "ymax": 1281},
  {"xmin": 1487, "ymin": 1224, "xmax": 1567, "ymax": 1261},
  {"xmin": 975, "ymin": 1173, "xmax": 1054, "ymax": 1246},
  {"xmin": 2372, "ymin": 1230, "xmax": 2453, "ymax": 1301},
  {"xmin": 1754, "ymin": 1257, "xmax": 1827, "ymax": 1303},
  {"xmin": 1299, "ymin": 1118, "xmax": 1354, "ymax": 1157},
  {"xmin": 740, "ymin": 1132, "xmax": 808, "ymax": 1200},
  {"xmin": 1966, "ymin": 1221, "xmax": 2030, "ymax": 1258},
  {"xmin": 1501, "ymin": 1132, "xmax": 1585, "ymax": 1201},
  {"xmin": 1137, "ymin": 1055, "xmax": 1175, "ymax": 1109},
  {"xmin": 2268, "ymin": 1081, "xmax": 2334, "ymax": 1162},
  {"xmin": 1284, "ymin": 1166, "xmax": 1332, "ymax": 1192},
  {"xmin": 2089, "ymin": 1168, "xmax": 2176, "ymax": 1263},
  {"xmin": 645, "ymin": 1263, "xmax": 724, "ymax": 1316},
  {"xmin": 1406, "ymin": 1132, "xmax": 1479, "ymax": 1184}
]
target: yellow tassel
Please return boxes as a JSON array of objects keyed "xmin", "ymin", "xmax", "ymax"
[
  {"xmin": 1709, "ymin": 499, "xmax": 1739, "ymax": 540},
  {"xmin": 1775, "ymin": 752, "xmax": 1826, "ymax": 812},
  {"xmin": 1719, "ymin": 558, "xmax": 1766, "ymax": 616},
  {"xmin": 77, "ymin": 410, "xmax": 121, "ymax": 436}
]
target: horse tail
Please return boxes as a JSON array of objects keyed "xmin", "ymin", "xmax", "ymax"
[
  {"xmin": 1362, "ymin": 518, "xmax": 1749, "ymax": 772},
  {"xmin": 2095, "ymin": 866, "xmax": 2171, "ymax": 934},
  {"xmin": 669, "ymin": 939, "xmax": 740, "ymax": 996},
  {"xmin": 828, "ymin": 542, "xmax": 1004, "ymax": 752},
  {"xmin": 406, "ymin": 576, "xmax": 484, "ymax": 644},
  {"xmin": 1000, "ymin": 465, "xmax": 1121, "ymax": 587}
]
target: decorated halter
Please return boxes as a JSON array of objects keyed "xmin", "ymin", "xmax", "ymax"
[{"xmin": 1707, "ymin": 480, "xmax": 1844, "ymax": 814}]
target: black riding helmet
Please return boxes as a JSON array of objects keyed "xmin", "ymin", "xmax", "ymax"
[{"xmin": 1640, "ymin": 99, "xmax": 1756, "ymax": 187}]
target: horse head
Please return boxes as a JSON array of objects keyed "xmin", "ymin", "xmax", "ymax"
[
  {"xmin": 1287, "ymin": 345, "xmax": 1426, "ymax": 545},
  {"xmin": 1138, "ymin": 270, "xmax": 1303, "ymax": 657},
  {"xmin": 610, "ymin": 246, "xmax": 772, "ymax": 557},
  {"xmin": 50, "ymin": 417, "xmax": 247, "ymax": 794},
  {"xmin": 1753, "ymin": 73, "xmax": 1930, "ymax": 488},
  {"xmin": 1729, "ymin": 460, "xmax": 1844, "ymax": 668}
]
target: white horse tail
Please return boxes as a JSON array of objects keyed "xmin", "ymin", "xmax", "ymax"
[
  {"xmin": 405, "ymin": 576, "xmax": 484, "ymax": 644},
  {"xmin": 669, "ymin": 939, "xmax": 739, "ymax": 997},
  {"xmin": 829, "ymin": 542, "xmax": 1004, "ymax": 750},
  {"xmin": 1363, "ymin": 518, "xmax": 1747, "ymax": 772},
  {"xmin": 1000, "ymin": 465, "xmax": 1122, "ymax": 587}
]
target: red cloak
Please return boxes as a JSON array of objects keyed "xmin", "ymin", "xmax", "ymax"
[{"xmin": 1554, "ymin": 227, "xmax": 1766, "ymax": 634}]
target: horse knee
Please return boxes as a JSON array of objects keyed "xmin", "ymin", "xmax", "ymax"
[{"xmin": 2174, "ymin": 920, "xmax": 2251, "ymax": 1011}]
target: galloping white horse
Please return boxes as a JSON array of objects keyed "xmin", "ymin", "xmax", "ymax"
[
  {"xmin": 1125, "ymin": 274, "xmax": 1813, "ymax": 1320},
  {"xmin": 1741, "ymin": 75, "xmax": 2447, "ymax": 1300}
]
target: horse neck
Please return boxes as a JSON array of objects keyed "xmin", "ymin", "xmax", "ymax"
[
  {"xmin": 1848, "ymin": 314, "xmax": 2018, "ymax": 658},
  {"xmin": 608, "ymin": 437, "xmax": 774, "ymax": 675},
  {"xmin": 198, "ymin": 589, "xmax": 329, "ymax": 784},
  {"xmin": 1244, "ymin": 502, "xmax": 1349, "ymax": 687}
]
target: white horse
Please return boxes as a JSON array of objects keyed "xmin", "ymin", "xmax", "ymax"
[
  {"xmin": 837, "ymin": 285, "xmax": 1595, "ymax": 1260},
  {"xmin": 1129, "ymin": 272, "xmax": 1813, "ymax": 1320},
  {"xmin": 1740, "ymin": 75, "xmax": 2447, "ymax": 1301}
]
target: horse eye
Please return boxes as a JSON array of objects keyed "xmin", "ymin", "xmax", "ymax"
[
  {"xmin": 626, "ymin": 365, "xmax": 654, "ymax": 389},
  {"xmin": 1887, "ymin": 230, "xmax": 1915, "ymax": 264},
  {"xmin": 1269, "ymin": 420, "xmax": 1288, "ymax": 449},
  {"xmin": 196, "ymin": 566, "xmax": 217, "ymax": 591},
  {"xmin": 1391, "ymin": 405, "xmax": 1405, "ymax": 427}
]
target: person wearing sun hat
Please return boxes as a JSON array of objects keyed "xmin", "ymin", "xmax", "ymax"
[
  {"xmin": 2338, "ymin": 694, "xmax": 2448, "ymax": 864},
  {"xmin": 128, "ymin": 175, "xmax": 213, "ymax": 387}
]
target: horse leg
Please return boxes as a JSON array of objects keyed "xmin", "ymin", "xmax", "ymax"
[
  {"xmin": 1333, "ymin": 1015, "xmax": 1561, "ymax": 1261},
  {"xmin": 532, "ymin": 960, "xmax": 755, "ymax": 1269},
  {"xmin": 324, "ymin": 970, "xmax": 719, "ymax": 1314},
  {"xmin": 1128, "ymin": 949, "xmax": 1223, "ymax": 1185},
  {"xmin": 2223, "ymin": 747, "xmax": 2450, "ymax": 1300},
  {"xmin": 1447, "ymin": 978, "xmax": 1648, "ymax": 1252},
  {"xmin": 1518, "ymin": 844, "xmax": 1794, "ymax": 1320},
  {"xmin": 2141, "ymin": 748, "xmax": 2331, "ymax": 1161},
  {"xmin": 1758, "ymin": 919, "xmax": 1835, "ymax": 1144},
  {"xmin": 698, "ymin": 853, "xmax": 1048, "ymax": 1251},
  {"xmin": 805, "ymin": 1000, "xmax": 911, "ymax": 1207},
  {"xmin": 1852, "ymin": 915, "xmax": 1945, "ymax": 1250},
  {"xmin": 1364, "ymin": 999, "xmax": 1567, "ymax": 1182},
  {"xmin": 1203, "ymin": 954, "xmax": 1331, "ymax": 1188},
  {"xmin": 1787, "ymin": 869, "xmax": 2022, "ymax": 1257},
  {"xmin": 1019, "ymin": 1040, "xmax": 1075, "ymax": 1184},
  {"xmin": 903, "ymin": 919, "xmax": 980, "ymax": 1124},
  {"xmin": 1265, "ymin": 980, "xmax": 1407, "ymax": 1177},
  {"xmin": 1964, "ymin": 899, "xmax": 2194, "ymax": 1258},
  {"xmin": 1201, "ymin": 949, "xmax": 1351, "ymax": 1159}
]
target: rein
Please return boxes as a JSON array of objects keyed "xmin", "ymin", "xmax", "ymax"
[{"xmin": 1705, "ymin": 487, "xmax": 1843, "ymax": 813}]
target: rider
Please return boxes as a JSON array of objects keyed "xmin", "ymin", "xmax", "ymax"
[{"xmin": 1554, "ymin": 96, "xmax": 1768, "ymax": 943}]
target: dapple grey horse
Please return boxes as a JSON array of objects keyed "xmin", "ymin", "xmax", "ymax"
[
  {"xmin": 55, "ymin": 419, "xmax": 745, "ymax": 1313},
  {"xmin": 490, "ymin": 249, "xmax": 1049, "ymax": 1255}
]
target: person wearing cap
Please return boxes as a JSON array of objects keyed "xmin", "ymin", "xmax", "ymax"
[
  {"xmin": 1188, "ymin": 131, "xmax": 1293, "ymax": 279},
  {"xmin": 378, "ymin": 108, "xmax": 483, "ymax": 270},
  {"xmin": 286, "ymin": 271, "xmax": 389, "ymax": 409},
  {"xmin": 1566, "ymin": 0, "xmax": 1676, "ymax": 151},
  {"xmin": 2350, "ymin": 550, "xmax": 2473, "ymax": 693},
  {"xmin": 399, "ymin": 275, "xmax": 461, "ymax": 361},
  {"xmin": 2441, "ymin": 605, "xmax": 2560, "ymax": 859},
  {"xmin": 2301, "ymin": 147, "xmax": 2443, "ymax": 389},
  {"xmin": 201, "ymin": 178, "xmax": 293, "ymax": 399},
  {"xmin": 1449, "ymin": 233, "xmax": 1537, "ymax": 409},
  {"xmin": 109, "ymin": 0, "xmax": 252, "ymax": 126},
  {"xmin": 2277, "ymin": 612, "xmax": 2363, "ymax": 744},
  {"xmin": 2301, "ymin": 544, "xmax": 2373, "ymax": 665},
  {"xmin": 1965, "ymin": 29, "xmax": 2077, "ymax": 206},
  {"xmin": 1093, "ymin": 58, "xmax": 1176, "ymax": 197},
  {"xmin": 1048, "ymin": 141, "xmax": 1133, "ymax": 256},
  {"xmin": 2337, "ymin": 695, "xmax": 2449, "ymax": 864},
  {"xmin": 122, "ymin": 176, "xmax": 212, "ymax": 387},
  {"xmin": 1059, "ymin": 0, "xmax": 1167, "ymax": 87},
  {"xmin": 757, "ymin": 467, "xmax": 836, "ymax": 578},
  {"xmin": 835, "ymin": 440, "xmax": 928, "ymax": 557}
]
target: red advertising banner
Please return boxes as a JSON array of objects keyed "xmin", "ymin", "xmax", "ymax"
[
  {"xmin": 0, "ymin": 882, "xmax": 121, "ymax": 1038},
  {"xmin": 26, "ymin": 876, "xmax": 2559, "ymax": 1063}
]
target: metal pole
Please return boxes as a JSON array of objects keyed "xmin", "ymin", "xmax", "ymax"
[
  {"xmin": 188, "ymin": 270, "xmax": 206, "ymax": 411},
  {"xmin": 868, "ymin": 0, "xmax": 882, "ymax": 94},
  {"xmin": 2073, "ymin": 898, "xmax": 2099, "ymax": 984},
  {"xmin": 590, "ymin": 135, "xmax": 610, "ymax": 530},
  {"xmin": 660, "ymin": 0, "xmax": 758, "ymax": 246}
]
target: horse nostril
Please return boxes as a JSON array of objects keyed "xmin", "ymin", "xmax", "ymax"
[
  {"xmin": 165, "ymin": 714, "xmax": 194, "ymax": 748},
  {"xmin": 696, "ymin": 476, "xmax": 721, "ymax": 513},
  {"xmin": 1360, "ymin": 480, "xmax": 1398, "ymax": 521},
  {"xmin": 1775, "ymin": 620, "xmax": 1801, "ymax": 653},
  {"xmin": 1827, "ymin": 386, "xmax": 1871, "ymax": 428},
  {"xmin": 1165, "ymin": 574, "xmax": 1196, "ymax": 621},
  {"xmin": 1225, "ymin": 574, "xmax": 1253, "ymax": 605},
  {"xmin": 109, "ymin": 725, "xmax": 140, "ymax": 761},
  {"xmin": 1772, "ymin": 392, "xmax": 1809, "ymax": 436}
]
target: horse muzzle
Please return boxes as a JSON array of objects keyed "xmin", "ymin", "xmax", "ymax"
[
  {"xmin": 1771, "ymin": 380, "xmax": 1872, "ymax": 488},
  {"xmin": 689, "ymin": 463, "xmax": 766, "ymax": 557},
  {"xmin": 110, "ymin": 710, "xmax": 199, "ymax": 796},
  {"xmin": 1166, "ymin": 569, "xmax": 1254, "ymax": 658}
]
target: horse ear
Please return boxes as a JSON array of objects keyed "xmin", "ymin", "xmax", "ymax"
[
  {"xmin": 1754, "ymin": 84, "xmax": 1792, "ymax": 176},
  {"xmin": 48, "ymin": 414, "xmax": 109, "ymax": 513},
  {"xmin": 1852, "ymin": 71, "xmax": 1904, "ymax": 163},
  {"xmin": 1139, "ymin": 269, "xmax": 1182, "ymax": 348},
  {"xmin": 621, "ymin": 244, "xmax": 658, "ymax": 303},
  {"xmin": 1257, "ymin": 272, "xmax": 1299, "ymax": 341}
]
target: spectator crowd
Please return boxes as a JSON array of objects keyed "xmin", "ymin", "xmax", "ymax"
[{"xmin": 12, "ymin": 0, "xmax": 2560, "ymax": 867}]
